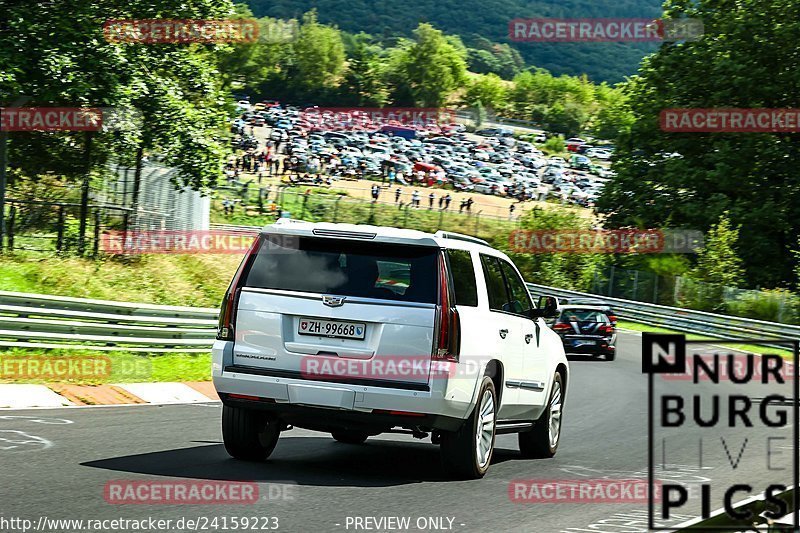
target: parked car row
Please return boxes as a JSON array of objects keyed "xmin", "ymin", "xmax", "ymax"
[{"xmin": 232, "ymin": 102, "xmax": 614, "ymax": 207}]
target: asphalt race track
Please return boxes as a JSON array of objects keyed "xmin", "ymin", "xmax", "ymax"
[{"xmin": 0, "ymin": 332, "xmax": 793, "ymax": 533}]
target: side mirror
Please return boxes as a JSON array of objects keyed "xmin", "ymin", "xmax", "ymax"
[{"xmin": 529, "ymin": 295, "xmax": 559, "ymax": 319}]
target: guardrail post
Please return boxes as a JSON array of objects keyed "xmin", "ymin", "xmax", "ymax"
[
  {"xmin": 93, "ymin": 210, "xmax": 101, "ymax": 258},
  {"xmin": 653, "ymin": 275, "xmax": 659, "ymax": 303},
  {"xmin": 7, "ymin": 205, "xmax": 14, "ymax": 251},
  {"xmin": 333, "ymin": 195, "xmax": 343, "ymax": 222},
  {"xmin": 608, "ymin": 266, "xmax": 615, "ymax": 297},
  {"xmin": 56, "ymin": 206, "xmax": 65, "ymax": 253},
  {"xmin": 301, "ymin": 190, "xmax": 309, "ymax": 219}
]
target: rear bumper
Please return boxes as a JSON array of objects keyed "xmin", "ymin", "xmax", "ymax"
[
  {"xmin": 559, "ymin": 336, "xmax": 615, "ymax": 355},
  {"xmin": 212, "ymin": 341, "xmax": 478, "ymax": 431},
  {"xmin": 219, "ymin": 393, "xmax": 464, "ymax": 433}
]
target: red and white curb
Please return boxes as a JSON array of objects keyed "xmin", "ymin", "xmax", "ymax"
[{"xmin": 0, "ymin": 382, "xmax": 219, "ymax": 409}]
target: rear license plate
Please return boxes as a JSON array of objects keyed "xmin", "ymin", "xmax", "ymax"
[
  {"xmin": 573, "ymin": 340, "xmax": 597, "ymax": 347},
  {"xmin": 298, "ymin": 318, "xmax": 366, "ymax": 339}
]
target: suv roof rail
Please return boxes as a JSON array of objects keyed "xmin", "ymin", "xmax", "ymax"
[
  {"xmin": 434, "ymin": 231, "xmax": 489, "ymax": 246},
  {"xmin": 272, "ymin": 218, "xmax": 309, "ymax": 225}
]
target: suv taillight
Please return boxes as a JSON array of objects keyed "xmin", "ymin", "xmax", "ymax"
[
  {"xmin": 217, "ymin": 235, "xmax": 261, "ymax": 341},
  {"xmin": 433, "ymin": 252, "xmax": 460, "ymax": 362},
  {"xmin": 552, "ymin": 323, "xmax": 571, "ymax": 332}
]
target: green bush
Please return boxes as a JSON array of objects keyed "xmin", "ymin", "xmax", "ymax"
[
  {"xmin": 542, "ymin": 135, "xmax": 565, "ymax": 154},
  {"xmin": 725, "ymin": 288, "xmax": 800, "ymax": 324}
]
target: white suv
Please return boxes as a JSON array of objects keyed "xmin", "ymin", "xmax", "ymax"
[{"xmin": 212, "ymin": 221, "xmax": 568, "ymax": 479}]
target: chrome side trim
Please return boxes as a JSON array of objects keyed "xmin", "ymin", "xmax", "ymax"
[{"xmin": 505, "ymin": 380, "xmax": 545, "ymax": 391}]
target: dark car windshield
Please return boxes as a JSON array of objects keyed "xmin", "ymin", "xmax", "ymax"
[{"xmin": 242, "ymin": 235, "xmax": 438, "ymax": 304}]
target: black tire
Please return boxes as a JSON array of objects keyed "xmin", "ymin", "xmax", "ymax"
[
  {"xmin": 222, "ymin": 405, "xmax": 280, "ymax": 461},
  {"xmin": 605, "ymin": 350, "xmax": 616, "ymax": 361},
  {"xmin": 440, "ymin": 376, "xmax": 497, "ymax": 479},
  {"xmin": 519, "ymin": 373, "xmax": 563, "ymax": 459},
  {"xmin": 331, "ymin": 431, "xmax": 369, "ymax": 445}
]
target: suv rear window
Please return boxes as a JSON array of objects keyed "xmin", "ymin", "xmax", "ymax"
[{"xmin": 243, "ymin": 235, "xmax": 438, "ymax": 304}]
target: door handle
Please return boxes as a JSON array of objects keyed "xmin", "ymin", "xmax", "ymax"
[
  {"xmin": 525, "ymin": 334, "xmax": 533, "ymax": 344},
  {"xmin": 499, "ymin": 329, "xmax": 508, "ymax": 339}
]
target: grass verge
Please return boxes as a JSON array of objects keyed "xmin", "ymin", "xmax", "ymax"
[
  {"xmin": 617, "ymin": 320, "xmax": 794, "ymax": 357},
  {"xmin": 0, "ymin": 349, "xmax": 211, "ymax": 385},
  {"xmin": 0, "ymin": 251, "xmax": 240, "ymax": 307}
]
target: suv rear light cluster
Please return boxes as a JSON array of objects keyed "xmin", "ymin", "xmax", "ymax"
[
  {"xmin": 598, "ymin": 324, "xmax": 615, "ymax": 335},
  {"xmin": 433, "ymin": 252, "xmax": 460, "ymax": 362},
  {"xmin": 552, "ymin": 323, "xmax": 572, "ymax": 332},
  {"xmin": 217, "ymin": 236, "xmax": 262, "ymax": 341}
]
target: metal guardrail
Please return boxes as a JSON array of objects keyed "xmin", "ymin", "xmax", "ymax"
[
  {"xmin": 3, "ymin": 279, "xmax": 800, "ymax": 353},
  {"xmin": 0, "ymin": 291, "xmax": 218, "ymax": 352},
  {"xmin": 525, "ymin": 283, "xmax": 800, "ymax": 348}
]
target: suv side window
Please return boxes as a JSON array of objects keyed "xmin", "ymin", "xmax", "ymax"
[
  {"xmin": 447, "ymin": 249, "xmax": 478, "ymax": 307},
  {"xmin": 480, "ymin": 254, "xmax": 509, "ymax": 311},
  {"xmin": 500, "ymin": 260, "xmax": 533, "ymax": 317}
]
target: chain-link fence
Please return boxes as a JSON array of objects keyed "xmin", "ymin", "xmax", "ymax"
[
  {"xmin": 104, "ymin": 161, "xmax": 209, "ymax": 232},
  {"xmin": 4, "ymin": 198, "xmax": 131, "ymax": 255},
  {"xmin": 589, "ymin": 264, "xmax": 800, "ymax": 325},
  {"xmin": 211, "ymin": 184, "xmax": 528, "ymax": 243}
]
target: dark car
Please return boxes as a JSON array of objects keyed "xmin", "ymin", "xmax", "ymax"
[
  {"xmin": 559, "ymin": 298, "xmax": 617, "ymax": 325},
  {"xmin": 548, "ymin": 305, "xmax": 616, "ymax": 360}
]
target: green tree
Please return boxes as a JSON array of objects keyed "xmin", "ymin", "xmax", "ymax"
[
  {"xmin": 589, "ymin": 84, "xmax": 634, "ymax": 139},
  {"xmin": 597, "ymin": 0, "xmax": 800, "ymax": 288},
  {"xmin": 543, "ymin": 102, "xmax": 587, "ymax": 136},
  {"xmin": 689, "ymin": 213, "xmax": 744, "ymax": 287},
  {"xmin": 391, "ymin": 24, "xmax": 467, "ymax": 107},
  {"xmin": 288, "ymin": 11, "xmax": 346, "ymax": 93},
  {"xmin": 462, "ymin": 73, "xmax": 507, "ymax": 112},
  {"xmin": 219, "ymin": 8, "xmax": 296, "ymax": 92},
  {"xmin": 340, "ymin": 35, "xmax": 388, "ymax": 106}
]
